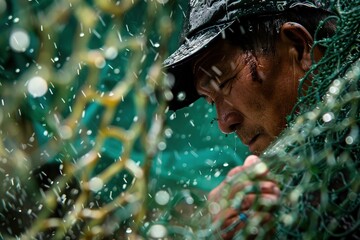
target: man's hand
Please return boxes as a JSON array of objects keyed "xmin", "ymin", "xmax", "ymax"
[{"xmin": 208, "ymin": 155, "xmax": 280, "ymax": 239}]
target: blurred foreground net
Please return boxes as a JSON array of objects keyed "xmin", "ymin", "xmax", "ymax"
[{"xmin": 0, "ymin": 0, "xmax": 182, "ymax": 239}]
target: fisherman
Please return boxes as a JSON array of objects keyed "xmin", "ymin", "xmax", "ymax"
[{"xmin": 164, "ymin": 0, "xmax": 342, "ymax": 238}]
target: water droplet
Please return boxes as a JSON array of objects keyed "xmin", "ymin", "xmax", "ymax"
[
  {"xmin": 345, "ymin": 136, "xmax": 354, "ymax": 145},
  {"xmin": 208, "ymin": 202, "xmax": 220, "ymax": 215},
  {"xmin": 164, "ymin": 90, "xmax": 173, "ymax": 101},
  {"xmin": 185, "ymin": 196, "xmax": 194, "ymax": 204},
  {"xmin": 349, "ymin": 191, "xmax": 357, "ymax": 201},
  {"xmin": 89, "ymin": 177, "xmax": 103, "ymax": 192},
  {"xmin": 148, "ymin": 224, "xmax": 167, "ymax": 238},
  {"xmin": 189, "ymin": 120, "xmax": 195, "ymax": 127},
  {"xmin": 281, "ymin": 214, "xmax": 294, "ymax": 225},
  {"xmin": 169, "ymin": 112, "xmax": 176, "ymax": 120},
  {"xmin": 165, "ymin": 73, "xmax": 175, "ymax": 88},
  {"xmin": 95, "ymin": 57, "xmax": 105, "ymax": 68},
  {"xmin": 164, "ymin": 128, "xmax": 173, "ymax": 138},
  {"xmin": 290, "ymin": 188, "xmax": 302, "ymax": 202},
  {"xmin": 211, "ymin": 65, "xmax": 222, "ymax": 76},
  {"xmin": 27, "ymin": 76, "xmax": 48, "ymax": 97},
  {"xmin": 10, "ymin": 29, "xmax": 30, "ymax": 52},
  {"xmin": 82, "ymin": 208, "xmax": 92, "ymax": 218},
  {"xmin": 177, "ymin": 92, "xmax": 186, "ymax": 101},
  {"xmin": 322, "ymin": 112, "xmax": 334, "ymax": 123},
  {"xmin": 59, "ymin": 125, "xmax": 73, "ymax": 139},
  {"xmin": 157, "ymin": 141, "xmax": 167, "ymax": 150},
  {"xmin": 333, "ymin": 79, "xmax": 341, "ymax": 86},
  {"xmin": 254, "ymin": 162, "xmax": 268, "ymax": 175},
  {"xmin": 105, "ymin": 47, "xmax": 118, "ymax": 59},
  {"xmin": 155, "ymin": 190, "xmax": 170, "ymax": 205},
  {"xmin": 329, "ymin": 86, "xmax": 339, "ymax": 94}
]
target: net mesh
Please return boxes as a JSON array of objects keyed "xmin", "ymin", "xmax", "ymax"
[
  {"xmin": 0, "ymin": 0, "xmax": 178, "ymax": 239},
  {"xmin": 266, "ymin": 0, "xmax": 360, "ymax": 238}
]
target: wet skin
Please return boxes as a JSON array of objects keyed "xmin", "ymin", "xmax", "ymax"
[{"xmin": 193, "ymin": 39, "xmax": 302, "ymax": 155}]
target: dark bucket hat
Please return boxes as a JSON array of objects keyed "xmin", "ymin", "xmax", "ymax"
[{"xmin": 164, "ymin": 0, "xmax": 333, "ymax": 111}]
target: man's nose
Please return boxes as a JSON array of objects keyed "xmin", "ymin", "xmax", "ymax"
[{"xmin": 215, "ymin": 98, "xmax": 242, "ymax": 134}]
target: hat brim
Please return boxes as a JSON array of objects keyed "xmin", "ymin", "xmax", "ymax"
[
  {"xmin": 165, "ymin": 21, "xmax": 234, "ymax": 111},
  {"xmin": 164, "ymin": 21, "xmax": 234, "ymax": 68}
]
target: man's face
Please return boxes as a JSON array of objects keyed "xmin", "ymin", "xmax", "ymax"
[{"xmin": 193, "ymin": 40, "xmax": 303, "ymax": 155}]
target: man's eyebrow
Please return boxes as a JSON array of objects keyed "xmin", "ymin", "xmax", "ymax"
[
  {"xmin": 192, "ymin": 49, "xmax": 213, "ymax": 76},
  {"xmin": 198, "ymin": 66, "xmax": 219, "ymax": 87}
]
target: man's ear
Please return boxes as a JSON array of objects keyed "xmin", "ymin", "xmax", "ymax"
[{"xmin": 279, "ymin": 22, "xmax": 313, "ymax": 71}]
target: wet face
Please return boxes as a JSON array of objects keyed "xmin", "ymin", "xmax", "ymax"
[{"xmin": 193, "ymin": 40, "xmax": 303, "ymax": 155}]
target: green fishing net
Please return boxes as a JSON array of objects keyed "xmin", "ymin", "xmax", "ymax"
[
  {"xmin": 211, "ymin": 0, "xmax": 360, "ymax": 239},
  {"xmin": 266, "ymin": 0, "xmax": 359, "ymax": 238}
]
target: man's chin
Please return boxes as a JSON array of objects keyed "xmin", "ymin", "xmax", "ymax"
[{"xmin": 248, "ymin": 136, "xmax": 272, "ymax": 156}]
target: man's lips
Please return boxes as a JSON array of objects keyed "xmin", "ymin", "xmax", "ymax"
[
  {"xmin": 248, "ymin": 134, "xmax": 260, "ymax": 152},
  {"xmin": 237, "ymin": 132, "xmax": 261, "ymax": 152}
]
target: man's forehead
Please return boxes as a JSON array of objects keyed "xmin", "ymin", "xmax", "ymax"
[
  {"xmin": 193, "ymin": 51, "xmax": 246, "ymax": 87},
  {"xmin": 193, "ymin": 41, "xmax": 241, "ymax": 73}
]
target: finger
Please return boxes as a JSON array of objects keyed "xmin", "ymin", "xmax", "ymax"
[
  {"xmin": 208, "ymin": 181, "xmax": 228, "ymax": 202},
  {"xmin": 219, "ymin": 213, "xmax": 246, "ymax": 240},
  {"xmin": 243, "ymin": 155, "xmax": 261, "ymax": 167},
  {"xmin": 209, "ymin": 179, "xmax": 280, "ymax": 208},
  {"xmin": 227, "ymin": 155, "xmax": 261, "ymax": 177},
  {"xmin": 228, "ymin": 181, "xmax": 280, "ymax": 199},
  {"xmin": 228, "ymin": 160, "xmax": 269, "ymax": 183},
  {"xmin": 209, "ymin": 158, "xmax": 275, "ymax": 202},
  {"xmin": 227, "ymin": 165, "xmax": 247, "ymax": 177},
  {"xmin": 212, "ymin": 207, "xmax": 238, "ymax": 223},
  {"xmin": 246, "ymin": 161, "xmax": 269, "ymax": 177},
  {"xmin": 235, "ymin": 193, "xmax": 279, "ymax": 211},
  {"xmin": 212, "ymin": 192, "xmax": 278, "ymax": 223}
]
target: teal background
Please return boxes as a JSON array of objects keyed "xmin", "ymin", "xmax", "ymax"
[{"xmin": 0, "ymin": 0, "xmax": 248, "ymax": 204}]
